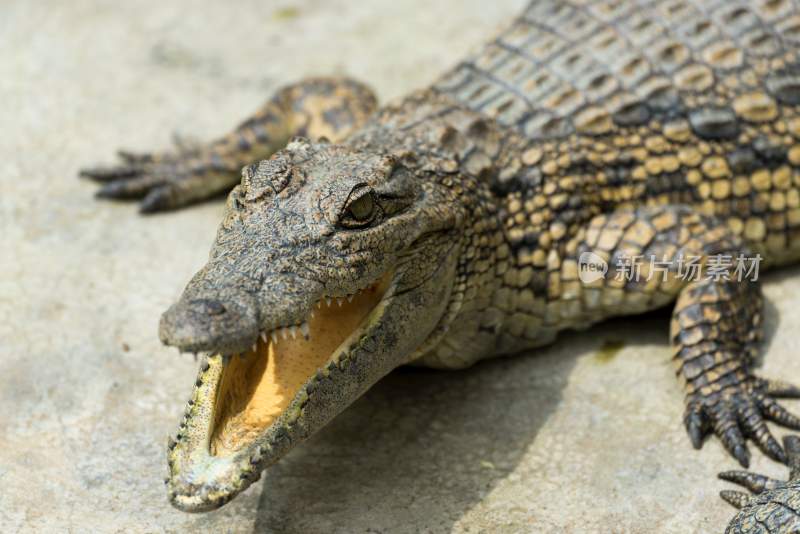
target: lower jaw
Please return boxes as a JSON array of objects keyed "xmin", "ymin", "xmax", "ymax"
[{"xmin": 167, "ymin": 272, "xmax": 393, "ymax": 509}]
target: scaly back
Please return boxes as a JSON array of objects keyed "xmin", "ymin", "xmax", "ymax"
[{"xmin": 435, "ymin": 0, "xmax": 800, "ymax": 141}]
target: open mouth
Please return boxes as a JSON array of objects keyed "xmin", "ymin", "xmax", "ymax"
[
  {"xmin": 167, "ymin": 270, "xmax": 394, "ymax": 510},
  {"xmin": 210, "ymin": 272, "xmax": 393, "ymax": 456}
]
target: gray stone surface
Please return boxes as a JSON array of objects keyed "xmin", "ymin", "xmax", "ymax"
[{"xmin": 2, "ymin": 1, "xmax": 800, "ymax": 532}]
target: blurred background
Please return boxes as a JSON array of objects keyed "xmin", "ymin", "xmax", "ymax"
[{"xmin": 2, "ymin": 1, "xmax": 797, "ymax": 532}]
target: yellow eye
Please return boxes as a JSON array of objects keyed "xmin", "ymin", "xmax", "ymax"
[{"xmin": 347, "ymin": 193, "xmax": 375, "ymax": 222}]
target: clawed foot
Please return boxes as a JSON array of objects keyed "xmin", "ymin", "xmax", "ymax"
[
  {"xmin": 718, "ymin": 436, "xmax": 800, "ymax": 533},
  {"xmin": 685, "ymin": 377, "xmax": 800, "ymax": 467},
  {"xmin": 719, "ymin": 468, "xmax": 785, "ymax": 509},
  {"xmin": 80, "ymin": 140, "xmax": 239, "ymax": 213}
]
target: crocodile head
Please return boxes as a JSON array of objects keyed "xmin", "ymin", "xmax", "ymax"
[{"xmin": 158, "ymin": 138, "xmax": 464, "ymax": 511}]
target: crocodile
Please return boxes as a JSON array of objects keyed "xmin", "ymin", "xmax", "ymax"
[
  {"xmin": 81, "ymin": 0, "xmax": 800, "ymax": 517},
  {"xmin": 720, "ymin": 435, "xmax": 800, "ymax": 533}
]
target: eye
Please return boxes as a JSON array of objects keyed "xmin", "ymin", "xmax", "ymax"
[
  {"xmin": 348, "ymin": 193, "xmax": 374, "ymax": 220},
  {"xmin": 341, "ymin": 188, "xmax": 379, "ymax": 227}
]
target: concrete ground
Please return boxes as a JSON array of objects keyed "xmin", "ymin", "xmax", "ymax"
[{"xmin": 3, "ymin": 0, "xmax": 800, "ymax": 532}]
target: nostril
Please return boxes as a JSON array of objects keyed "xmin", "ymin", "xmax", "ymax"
[{"xmin": 191, "ymin": 299, "xmax": 227, "ymax": 316}]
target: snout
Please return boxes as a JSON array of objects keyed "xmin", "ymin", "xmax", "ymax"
[{"xmin": 159, "ymin": 291, "xmax": 259, "ymax": 354}]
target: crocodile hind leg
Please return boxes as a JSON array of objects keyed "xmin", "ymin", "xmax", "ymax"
[
  {"xmin": 541, "ymin": 206, "xmax": 800, "ymax": 467},
  {"xmin": 80, "ymin": 77, "xmax": 377, "ymax": 212}
]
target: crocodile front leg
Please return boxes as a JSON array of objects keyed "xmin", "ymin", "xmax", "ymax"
[
  {"xmin": 598, "ymin": 206, "xmax": 800, "ymax": 466},
  {"xmin": 491, "ymin": 204, "xmax": 800, "ymax": 467},
  {"xmin": 673, "ymin": 271, "xmax": 799, "ymax": 467},
  {"xmin": 80, "ymin": 77, "xmax": 377, "ymax": 212}
]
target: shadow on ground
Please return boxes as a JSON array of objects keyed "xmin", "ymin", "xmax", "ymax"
[
  {"xmin": 249, "ymin": 309, "xmax": 678, "ymax": 533},
  {"xmin": 243, "ymin": 270, "xmax": 795, "ymax": 533},
  {"xmin": 252, "ymin": 352, "xmax": 572, "ymax": 533}
]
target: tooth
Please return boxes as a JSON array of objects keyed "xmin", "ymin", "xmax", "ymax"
[
  {"xmin": 309, "ymin": 310, "xmax": 316, "ymax": 319},
  {"xmin": 252, "ymin": 343, "xmax": 257, "ymax": 352},
  {"xmin": 300, "ymin": 322, "xmax": 310, "ymax": 339},
  {"xmin": 325, "ymin": 297, "xmax": 332, "ymax": 307},
  {"xmin": 337, "ymin": 298, "xmax": 343, "ymax": 307},
  {"xmin": 261, "ymin": 332, "xmax": 268, "ymax": 343},
  {"xmin": 290, "ymin": 326, "xmax": 297, "ymax": 339},
  {"xmin": 317, "ymin": 301, "xmax": 322, "ymax": 309},
  {"xmin": 270, "ymin": 331, "xmax": 278, "ymax": 344},
  {"xmin": 347, "ymin": 295, "xmax": 353, "ymax": 303},
  {"xmin": 281, "ymin": 328, "xmax": 288, "ymax": 340}
]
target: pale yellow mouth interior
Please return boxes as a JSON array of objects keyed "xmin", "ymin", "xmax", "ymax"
[{"xmin": 210, "ymin": 273, "xmax": 392, "ymax": 456}]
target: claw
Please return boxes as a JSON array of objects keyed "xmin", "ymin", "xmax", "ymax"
[
  {"xmin": 139, "ymin": 185, "xmax": 174, "ymax": 213},
  {"xmin": 719, "ymin": 489, "xmax": 751, "ymax": 509},
  {"xmin": 786, "ymin": 435, "xmax": 800, "ymax": 454},
  {"xmin": 718, "ymin": 470, "xmax": 781, "ymax": 494},
  {"xmin": 171, "ymin": 132, "xmax": 202, "ymax": 155},
  {"xmin": 712, "ymin": 411, "xmax": 751, "ymax": 467},
  {"xmin": 685, "ymin": 410, "xmax": 705, "ymax": 449},
  {"xmin": 740, "ymin": 403, "xmax": 788, "ymax": 464},
  {"xmin": 760, "ymin": 432, "xmax": 787, "ymax": 464},
  {"xmin": 759, "ymin": 378, "xmax": 800, "ymax": 399},
  {"xmin": 117, "ymin": 149, "xmax": 155, "ymax": 164},
  {"xmin": 760, "ymin": 396, "xmax": 800, "ymax": 430},
  {"xmin": 733, "ymin": 444, "xmax": 750, "ymax": 468},
  {"xmin": 786, "ymin": 436, "xmax": 800, "ymax": 480},
  {"xmin": 80, "ymin": 165, "xmax": 139, "ymax": 182},
  {"xmin": 96, "ymin": 174, "xmax": 162, "ymax": 200}
]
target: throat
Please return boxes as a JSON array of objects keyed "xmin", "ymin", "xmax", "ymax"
[{"xmin": 210, "ymin": 274, "xmax": 392, "ymax": 456}]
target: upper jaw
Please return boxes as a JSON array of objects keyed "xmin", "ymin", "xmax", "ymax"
[
  {"xmin": 160, "ymin": 270, "xmax": 394, "ymax": 356},
  {"xmin": 159, "ymin": 272, "xmax": 325, "ymax": 355},
  {"xmin": 158, "ymin": 290, "xmax": 260, "ymax": 355}
]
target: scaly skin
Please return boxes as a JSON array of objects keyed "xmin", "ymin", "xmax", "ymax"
[
  {"xmin": 83, "ymin": 0, "xmax": 800, "ymax": 516},
  {"xmin": 721, "ymin": 435, "xmax": 800, "ymax": 533}
]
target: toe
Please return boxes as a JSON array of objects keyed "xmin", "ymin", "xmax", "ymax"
[
  {"xmin": 719, "ymin": 470, "xmax": 782, "ymax": 493},
  {"xmin": 711, "ymin": 408, "xmax": 751, "ymax": 467},
  {"xmin": 96, "ymin": 174, "xmax": 163, "ymax": 200},
  {"xmin": 140, "ymin": 185, "xmax": 175, "ymax": 213},
  {"xmin": 684, "ymin": 408, "xmax": 707, "ymax": 449},
  {"xmin": 739, "ymin": 402, "xmax": 787, "ymax": 464},
  {"xmin": 760, "ymin": 397, "xmax": 800, "ymax": 431},
  {"xmin": 117, "ymin": 149, "xmax": 157, "ymax": 164},
  {"xmin": 719, "ymin": 489, "xmax": 751, "ymax": 509},
  {"xmin": 80, "ymin": 165, "xmax": 139, "ymax": 182},
  {"xmin": 757, "ymin": 377, "xmax": 800, "ymax": 399}
]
